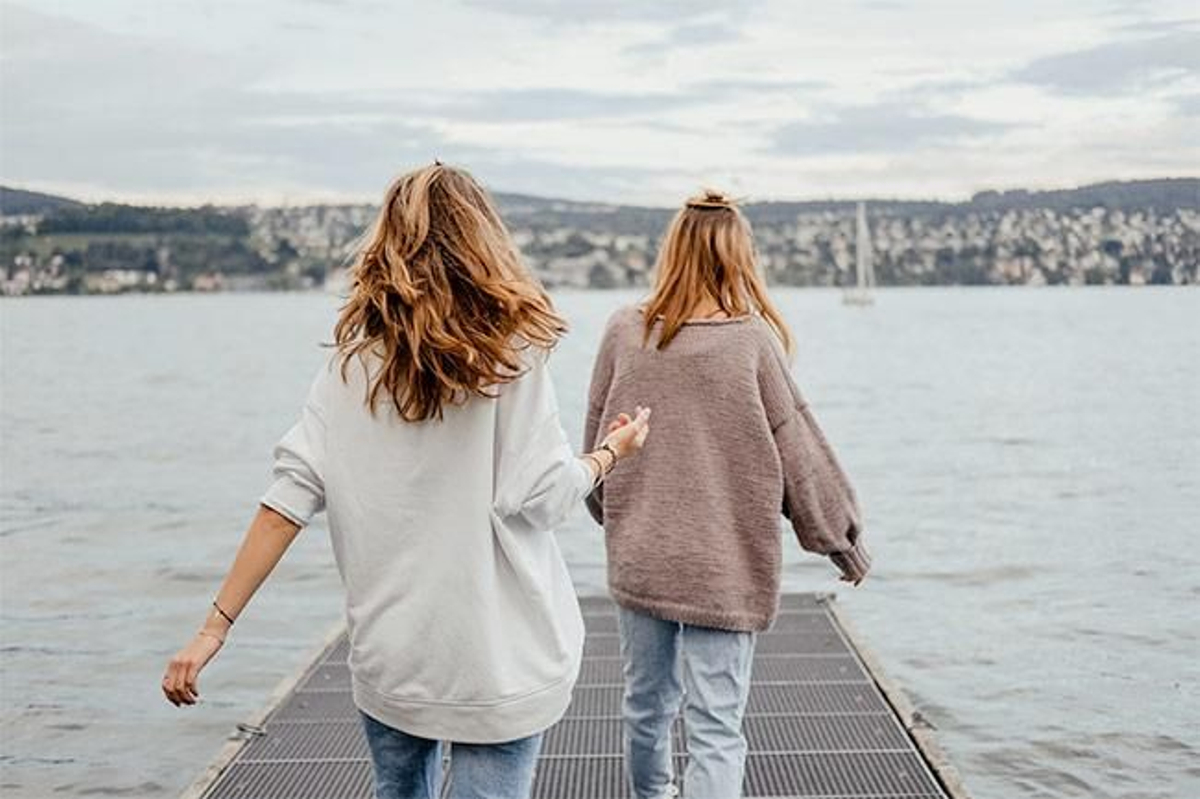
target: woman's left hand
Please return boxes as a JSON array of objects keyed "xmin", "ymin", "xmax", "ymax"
[{"xmin": 161, "ymin": 631, "xmax": 224, "ymax": 707}]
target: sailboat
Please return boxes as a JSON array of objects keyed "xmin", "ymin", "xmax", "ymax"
[{"xmin": 843, "ymin": 201, "xmax": 876, "ymax": 305}]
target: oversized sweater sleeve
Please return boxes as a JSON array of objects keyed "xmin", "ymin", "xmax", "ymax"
[
  {"xmin": 493, "ymin": 346, "xmax": 593, "ymax": 534},
  {"xmin": 757, "ymin": 333, "xmax": 871, "ymax": 581},
  {"xmin": 260, "ymin": 365, "xmax": 329, "ymax": 528},
  {"xmin": 582, "ymin": 313, "xmax": 620, "ymax": 525}
]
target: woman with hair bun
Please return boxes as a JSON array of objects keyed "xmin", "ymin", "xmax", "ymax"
[{"xmin": 584, "ymin": 190, "xmax": 870, "ymax": 799}]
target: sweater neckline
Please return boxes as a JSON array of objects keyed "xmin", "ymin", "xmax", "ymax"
[{"xmin": 635, "ymin": 305, "xmax": 757, "ymax": 327}]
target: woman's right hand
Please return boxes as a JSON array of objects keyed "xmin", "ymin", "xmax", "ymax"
[
  {"xmin": 161, "ymin": 631, "xmax": 224, "ymax": 707},
  {"xmin": 602, "ymin": 406, "xmax": 651, "ymax": 459}
]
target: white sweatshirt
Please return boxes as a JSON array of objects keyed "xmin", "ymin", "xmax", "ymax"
[{"xmin": 260, "ymin": 346, "xmax": 593, "ymax": 743}]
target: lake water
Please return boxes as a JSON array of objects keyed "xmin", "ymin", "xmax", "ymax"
[{"xmin": 1, "ymin": 288, "xmax": 1198, "ymax": 799}]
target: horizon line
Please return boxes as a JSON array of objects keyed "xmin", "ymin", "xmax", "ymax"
[{"xmin": 2, "ymin": 175, "xmax": 1197, "ymax": 212}]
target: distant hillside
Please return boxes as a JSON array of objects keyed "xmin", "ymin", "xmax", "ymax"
[
  {"xmin": 742, "ymin": 179, "xmax": 1200, "ymax": 222},
  {"xmin": 493, "ymin": 191, "xmax": 671, "ymax": 236},
  {"xmin": 494, "ymin": 178, "xmax": 1200, "ymax": 229},
  {"xmin": 5, "ymin": 177, "xmax": 1196, "ymax": 222},
  {"xmin": 492, "ymin": 191, "xmax": 955, "ymax": 230},
  {"xmin": 968, "ymin": 178, "xmax": 1200, "ymax": 212},
  {"xmin": 0, "ymin": 186, "xmax": 83, "ymax": 215},
  {"xmin": 36, "ymin": 202, "xmax": 248, "ymax": 236}
]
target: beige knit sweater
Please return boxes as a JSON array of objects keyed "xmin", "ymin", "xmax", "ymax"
[{"xmin": 584, "ymin": 305, "xmax": 870, "ymax": 632}]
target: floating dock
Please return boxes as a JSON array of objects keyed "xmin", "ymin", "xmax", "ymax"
[{"xmin": 182, "ymin": 593, "xmax": 968, "ymax": 798}]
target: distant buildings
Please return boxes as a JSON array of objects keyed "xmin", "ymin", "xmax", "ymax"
[
  {"xmin": 753, "ymin": 206, "xmax": 1199, "ymax": 287},
  {"xmin": 509, "ymin": 205, "xmax": 1199, "ymax": 289},
  {"xmin": 2, "ymin": 196, "xmax": 1197, "ymax": 295}
]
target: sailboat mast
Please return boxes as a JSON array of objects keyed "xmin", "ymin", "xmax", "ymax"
[
  {"xmin": 856, "ymin": 201, "xmax": 867, "ymax": 290},
  {"xmin": 843, "ymin": 200, "xmax": 875, "ymax": 305}
]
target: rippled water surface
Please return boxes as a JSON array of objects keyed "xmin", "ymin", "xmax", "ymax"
[{"xmin": 2, "ymin": 288, "xmax": 1198, "ymax": 798}]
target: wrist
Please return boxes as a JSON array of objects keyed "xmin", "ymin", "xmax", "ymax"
[
  {"xmin": 583, "ymin": 446, "xmax": 616, "ymax": 485},
  {"xmin": 204, "ymin": 599, "xmax": 235, "ymax": 634},
  {"xmin": 211, "ymin": 598, "xmax": 237, "ymax": 625},
  {"xmin": 202, "ymin": 615, "xmax": 231, "ymax": 636},
  {"xmin": 197, "ymin": 627, "xmax": 226, "ymax": 645}
]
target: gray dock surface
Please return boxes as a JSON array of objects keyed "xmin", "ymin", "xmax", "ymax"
[{"xmin": 184, "ymin": 594, "xmax": 966, "ymax": 798}]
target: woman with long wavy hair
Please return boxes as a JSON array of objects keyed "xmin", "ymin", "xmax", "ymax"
[{"xmin": 160, "ymin": 163, "xmax": 650, "ymax": 799}]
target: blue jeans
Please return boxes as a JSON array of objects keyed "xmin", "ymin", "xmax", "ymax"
[
  {"xmin": 617, "ymin": 604, "xmax": 757, "ymax": 799},
  {"xmin": 358, "ymin": 709, "xmax": 543, "ymax": 799}
]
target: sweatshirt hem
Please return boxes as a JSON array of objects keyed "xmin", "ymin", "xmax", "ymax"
[
  {"xmin": 609, "ymin": 584, "xmax": 773, "ymax": 633},
  {"xmin": 349, "ymin": 666, "xmax": 577, "ymax": 744}
]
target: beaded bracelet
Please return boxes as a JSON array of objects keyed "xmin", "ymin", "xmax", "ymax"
[
  {"xmin": 585, "ymin": 448, "xmax": 617, "ymax": 486},
  {"xmin": 596, "ymin": 445, "xmax": 618, "ymax": 475}
]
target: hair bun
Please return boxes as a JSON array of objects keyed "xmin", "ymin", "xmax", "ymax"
[{"xmin": 686, "ymin": 189, "xmax": 735, "ymax": 210}]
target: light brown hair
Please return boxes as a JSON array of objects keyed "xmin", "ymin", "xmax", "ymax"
[
  {"xmin": 643, "ymin": 189, "xmax": 793, "ymax": 353},
  {"xmin": 333, "ymin": 163, "xmax": 566, "ymax": 421}
]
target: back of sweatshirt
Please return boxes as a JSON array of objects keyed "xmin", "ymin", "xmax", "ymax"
[{"xmin": 261, "ymin": 346, "xmax": 592, "ymax": 743}]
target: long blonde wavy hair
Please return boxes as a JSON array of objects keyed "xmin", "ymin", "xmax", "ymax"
[
  {"xmin": 643, "ymin": 189, "xmax": 793, "ymax": 353},
  {"xmin": 333, "ymin": 163, "xmax": 566, "ymax": 421}
]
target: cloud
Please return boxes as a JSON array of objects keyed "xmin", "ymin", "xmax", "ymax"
[
  {"xmin": 468, "ymin": 156, "xmax": 680, "ymax": 205},
  {"xmin": 660, "ymin": 21, "xmax": 731, "ymax": 46},
  {"xmin": 770, "ymin": 102, "xmax": 1016, "ymax": 155},
  {"xmin": 426, "ymin": 79, "xmax": 824, "ymax": 122},
  {"xmin": 0, "ymin": 3, "xmax": 829, "ymax": 202},
  {"xmin": 423, "ymin": 88, "xmax": 704, "ymax": 122},
  {"xmin": 0, "ymin": 5, "xmax": 448, "ymax": 197},
  {"xmin": 1173, "ymin": 94, "xmax": 1200, "ymax": 115},
  {"xmin": 1115, "ymin": 16, "xmax": 1200, "ymax": 35},
  {"xmin": 691, "ymin": 78, "xmax": 828, "ymax": 95},
  {"xmin": 1012, "ymin": 32, "xmax": 1200, "ymax": 95},
  {"xmin": 0, "ymin": 6, "xmax": 698, "ymax": 202},
  {"xmin": 458, "ymin": 0, "xmax": 755, "ymax": 25},
  {"xmin": 623, "ymin": 20, "xmax": 744, "ymax": 58},
  {"xmin": 2, "ymin": 0, "xmax": 1197, "ymax": 205}
]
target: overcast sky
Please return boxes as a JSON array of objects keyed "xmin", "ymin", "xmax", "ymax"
[{"xmin": 1, "ymin": 0, "xmax": 1197, "ymax": 206}]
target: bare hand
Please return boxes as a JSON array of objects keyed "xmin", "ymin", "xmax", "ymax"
[
  {"xmin": 162, "ymin": 632, "xmax": 223, "ymax": 706},
  {"xmin": 602, "ymin": 406, "xmax": 651, "ymax": 459}
]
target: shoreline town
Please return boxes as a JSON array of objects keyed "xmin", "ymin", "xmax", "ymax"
[{"xmin": 2, "ymin": 179, "xmax": 1197, "ymax": 296}]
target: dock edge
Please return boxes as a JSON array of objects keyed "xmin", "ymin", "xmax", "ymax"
[
  {"xmin": 177, "ymin": 617, "xmax": 348, "ymax": 799},
  {"xmin": 822, "ymin": 593, "xmax": 973, "ymax": 799}
]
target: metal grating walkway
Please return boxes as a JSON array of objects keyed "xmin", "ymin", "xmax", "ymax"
[{"xmin": 184, "ymin": 594, "xmax": 966, "ymax": 798}]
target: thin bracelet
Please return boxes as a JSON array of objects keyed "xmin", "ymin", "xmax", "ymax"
[
  {"xmin": 197, "ymin": 629, "xmax": 226, "ymax": 645},
  {"xmin": 212, "ymin": 599, "xmax": 236, "ymax": 625}
]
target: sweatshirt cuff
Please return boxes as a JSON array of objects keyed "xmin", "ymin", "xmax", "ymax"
[
  {"xmin": 568, "ymin": 455, "xmax": 596, "ymax": 501},
  {"xmin": 261, "ymin": 476, "xmax": 322, "ymax": 527},
  {"xmin": 830, "ymin": 540, "xmax": 871, "ymax": 582}
]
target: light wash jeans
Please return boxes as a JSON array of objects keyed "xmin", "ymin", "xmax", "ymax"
[
  {"xmin": 617, "ymin": 604, "xmax": 757, "ymax": 799},
  {"xmin": 358, "ymin": 709, "xmax": 543, "ymax": 799}
]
